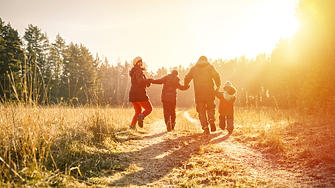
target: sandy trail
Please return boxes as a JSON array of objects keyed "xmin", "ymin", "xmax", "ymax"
[
  {"xmin": 183, "ymin": 111, "xmax": 317, "ymax": 188},
  {"xmin": 108, "ymin": 111, "xmax": 321, "ymax": 187}
]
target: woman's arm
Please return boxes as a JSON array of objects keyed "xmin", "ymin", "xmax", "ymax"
[{"xmin": 135, "ymin": 70, "xmax": 151, "ymax": 87}]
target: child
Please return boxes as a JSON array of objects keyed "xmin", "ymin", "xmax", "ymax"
[
  {"xmin": 215, "ymin": 81, "xmax": 237, "ymax": 134},
  {"xmin": 152, "ymin": 70, "xmax": 189, "ymax": 131}
]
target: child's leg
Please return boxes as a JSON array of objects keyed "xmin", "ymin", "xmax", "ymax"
[
  {"xmin": 219, "ymin": 114, "xmax": 226, "ymax": 130},
  {"xmin": 170, "ymin": 101, "xmax": 177, "ymax": 129},
  {"xmin": 163, "ymin": 101, "xmax": 175, "ymax": 131},
  {"xmin": 162, "ymin": 101, "xmax": 170, "ymax": 125},
  {"xmin": 226, "ymin": 116, "xmax": 234, "ymax": 133},
  {"xmin": 131, "ymin": 102, "xmax": 142, "ymax": 125}
]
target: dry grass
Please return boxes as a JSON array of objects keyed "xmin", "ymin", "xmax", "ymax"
[
  {"xmin": 0, "ymin": 103, "xmax": 161, "ymax": 187},
  {"xmin": 231, "ymin": 107, "xmax": 335, "ymax": 172},
  {"xmin": 1, "ymin": 104, "xmax": 334, "ymax": 187},
  {"xmin": 184, "ymin": 106, "xmax": 335, "ymax": 175}
]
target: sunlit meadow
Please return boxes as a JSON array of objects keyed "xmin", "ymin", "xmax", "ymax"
[{"xmin": 1, "ymin": 103, "xmax": 334, "ymax": 187}]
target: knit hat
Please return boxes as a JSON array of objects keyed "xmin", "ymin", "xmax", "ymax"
[
  {"xmin": 133, "ymin": 56, "xmax": 142, "ymax": 65},
  {"xmin": 224, "ymin": 81, "xmax": 232, "ymax": 87},
  {"xmin": 171, "ymin": 69, "xmax": 178, "ymax": 75}
]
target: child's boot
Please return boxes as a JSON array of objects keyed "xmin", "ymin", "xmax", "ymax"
[{"xmin": 129, "ymin": 124, "xmax": 136, "ymax": 130}]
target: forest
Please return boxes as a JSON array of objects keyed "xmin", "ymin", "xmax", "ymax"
[{"xmin": 1, "ymin": 0, "xmax": 335, "ymax": 112}]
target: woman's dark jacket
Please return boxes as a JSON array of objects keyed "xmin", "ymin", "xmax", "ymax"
[
  {"xmin": 152, "ymin": 73, "xmax": 189, "ymax": 102},
  {"xmin": 129, "ymin": 65, "xmax": 151, "ymax": 102}
]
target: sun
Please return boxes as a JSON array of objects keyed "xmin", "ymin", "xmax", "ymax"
[
  {"xmin": 236, "ymin": 0, "xmax": 300, "ymax": 57},
  {"xmin": 271, "ymin": 5, "xmax": 300, "ymax": 39},
  {"xmin": 280, "ymin": 15, "xmax": 299, "ymax": 39},
  {"xmin": 262, "ymin": 0, "xmax": 300, "ymax": 39}
]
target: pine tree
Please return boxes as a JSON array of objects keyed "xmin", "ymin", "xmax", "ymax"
[
  {"xmin": 0, "ymin": 18, "xmax": 24, "ymax": 101},
  {"xmin": 47, "ymin": 33, "xmax": 66, "ymax": 103},
  {"xmin": 23, "ymin": 24, "xmax": 50, "ymax": 103}
]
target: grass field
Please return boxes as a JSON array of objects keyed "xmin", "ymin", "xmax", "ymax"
[{"xmin": 1, "ymin": 104, "xmax": 334, "ymax": 187}]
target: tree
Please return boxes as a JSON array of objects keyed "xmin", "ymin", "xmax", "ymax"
[
  {"xmin": 0, "ymin": 18, "xmax": 24, "ymax": 101},
  {"xmin": 292, "ymin": 0, "xmax": 335, "ymax": 111},
  {"xmin": 23, "ymin": 24, "xmax": 50, "ymax": 103},
  {"xmin": 47, "ymin": 33, "xmax": 66, "ymax": 103},
  {"xmin": 62, "ymin": 42, "xmax": 99, "ymax": 105}
]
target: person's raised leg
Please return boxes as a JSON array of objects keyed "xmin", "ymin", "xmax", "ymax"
[
  {"xmin": 136, "ymin": 100, "xmax": 153, "ymax": 128},
  {"xmin": 138, "ymin": 100, "xmax": 153, "ymax": 117}
]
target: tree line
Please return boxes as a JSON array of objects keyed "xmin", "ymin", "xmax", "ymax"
[{"xmin": 1, "ymin": 0, "xmax": 334, "ymax": 112}]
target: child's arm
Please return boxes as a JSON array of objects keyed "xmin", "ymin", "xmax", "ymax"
[
  {"xmin": 226, "ymin": 94, "xmax": 236, "ymax": 103},
  {"xmin": 151, "ymin": 76, "xmax": 167, "ymax": 85},
  {"xmin": 215, "ymin": 91, "xmax": 224, "ymax": 99},
  {"xmin": 231, "ymin": 95, "xmax": 236, "ymax": 103},
  {"xmin": 177, "ymin": 84, "xmax": 190, "ymax": 91}
]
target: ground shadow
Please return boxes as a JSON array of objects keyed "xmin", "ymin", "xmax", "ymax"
[
  {"xmin": 209, "ymin": 132, "xmax": 231, "ymax": 144},
  {"xmin": 109, "ymin": 131, "xmax": 222, "ymax": 187},
  {"xmin": 142, "ymin": 132, "xmax": 167, "ymax": 139}
]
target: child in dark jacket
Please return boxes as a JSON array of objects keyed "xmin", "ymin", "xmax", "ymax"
[
  {"xmin": 215, "ymin": 81, "xmax": 237, "ymax": 134},
  {"xmin": 152, "ymin": 70, "xmax": 189, "ymax": 131}
]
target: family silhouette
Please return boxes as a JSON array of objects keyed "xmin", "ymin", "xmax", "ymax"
[{"xmin": 128, "ymin": 55, "xmax": 237, "ymax": 135}]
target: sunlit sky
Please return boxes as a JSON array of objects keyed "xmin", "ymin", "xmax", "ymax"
[{"xmin": 1, "ymin": 0, "xmax": 298, "ymax": 72}]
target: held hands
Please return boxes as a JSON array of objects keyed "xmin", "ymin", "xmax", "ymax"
[
  {"xmin": 180, "ymin": 84, "xmax": 190, "ymax": 90},
  {"xmin": 147, "ymin": 78, "xmax": 154, "ymax": 83},
  {"xmin": 146, "ymin": 78, "xmax": 154, "ymax": 87},
  {"xmin": 215, "ymin": 87, "xmax": 220, "ymax": 94},
  {"xmin": 215, "ymin": 87, "xmax": 222, "ymax": 97}
]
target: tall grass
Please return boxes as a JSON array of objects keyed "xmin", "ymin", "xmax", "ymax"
[
  {"xmin": 236, "ymin": 107, "xmax": 295, "ymax": 154},
  {"xmin": 188, "ymin": 105, "xmax": 335, "ymax": 169},
  {"xmin": 1, "ymin": 99, "xmax": 334, "ymax": 186},
  {"xmin": 219, "ymin": 106, "xmax": 335, "ymax": 170},
  {"xmin": 0, "ymin": 103, "xmax": 149, "ymax": 186}
]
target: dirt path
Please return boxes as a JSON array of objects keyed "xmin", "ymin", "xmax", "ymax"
[{"xmin": 106, "ymin": 111, "xmax": 322, "ymax": 187}]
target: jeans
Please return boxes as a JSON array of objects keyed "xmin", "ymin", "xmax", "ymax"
[
  {"xmin": 196, "ymin": 100, "xmax": 216, "ymax": 130},
  {"xmin": 162, "ymin": 100, "xmax": 176, "ymax": 127},
  {"xmin": 219, "ymin": 115, "xmax": 234, "ymax": 132}
]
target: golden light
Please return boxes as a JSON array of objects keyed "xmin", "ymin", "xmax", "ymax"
[
  {"xmin": 181, "ymin": 0, "xmax": 300, "ymax": 62},
  {"xmin": 234, "ymin": 0, "xmax": 300, "ymax": 57}
]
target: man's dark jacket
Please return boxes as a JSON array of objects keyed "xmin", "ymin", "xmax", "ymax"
[{"xmin": 184, "ymin": 58, "xmax": 221, "ymax": 103}]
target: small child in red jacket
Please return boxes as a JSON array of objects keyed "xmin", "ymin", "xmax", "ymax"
[{"xmin": 215, "ymin": 81, "xmax": 237, "ymax": 134}]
